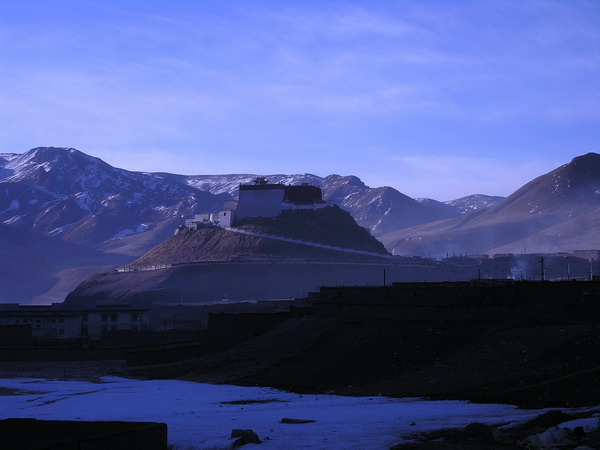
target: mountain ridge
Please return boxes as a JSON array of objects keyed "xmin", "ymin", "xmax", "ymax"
[
  {"xmin": 2, "ymin": 146, "xmax": 598, "ymax": 303},
  {"xmin": 380, "ymin": 152, "xmax": 600, "ymax": 257}
]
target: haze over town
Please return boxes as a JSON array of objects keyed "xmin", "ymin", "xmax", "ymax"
[{"xmin": 2, "ymin": 0, "xmax": 600, "ymax": 200}]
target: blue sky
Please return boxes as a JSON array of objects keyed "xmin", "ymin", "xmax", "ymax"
[{"xmin": 1, "ymin": 0, "xmax": 599, "ymax": 200}]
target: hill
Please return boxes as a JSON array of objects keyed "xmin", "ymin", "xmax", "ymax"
[
  {"xmin": 65, "ymin": 206, "xmax": 400, "ymax": 305},
  {"xmin": 381, "ymin": 153, "xmax": 600, "ymax": 256}
]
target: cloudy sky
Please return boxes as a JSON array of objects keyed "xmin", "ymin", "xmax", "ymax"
[{"xmin": 1, "ymin": 0, "xmax": 599, "ymax": 200}]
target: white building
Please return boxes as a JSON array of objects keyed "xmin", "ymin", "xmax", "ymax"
[{"xmin": 183, "ymin": 179, "xmax": 329, "ymax": 230}]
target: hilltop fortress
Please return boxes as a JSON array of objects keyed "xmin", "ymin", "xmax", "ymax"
[{"xmin": 184, "ymin": 178, "xmax": 330, "ymax": 229}]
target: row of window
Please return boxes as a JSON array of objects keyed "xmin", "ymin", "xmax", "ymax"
[
  {"xmin": 100, "ymin": 313, "xmax": 140, "ymax": 322},
  {"xmin": 7, "ymin": 318, "xmax": 65, "ymax": 325},
  {"xmin": 96, "ymin": 324, "xmax": 140, "ymax": 332}
]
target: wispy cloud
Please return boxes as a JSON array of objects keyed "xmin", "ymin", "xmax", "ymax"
[{"xmin": 1, "ymin": 0, "xmax": 599, "ymax": 197}]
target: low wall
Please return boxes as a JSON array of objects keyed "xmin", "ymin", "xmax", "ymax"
[
  {"xmin": 0, "ymin": 418, "xmax": 167, "ymax": 450},
  {"xmin": 315, "ymin": 281, "xmax": 600, "ymax": 321},
  {"xmin": 315, "ymin": 301, "xmax": 600, "ymax": 321}
]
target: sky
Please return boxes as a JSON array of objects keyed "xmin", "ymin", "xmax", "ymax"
[{"xmin": 1, "ymin": 0, "xmax": 599, "ymax": 201}]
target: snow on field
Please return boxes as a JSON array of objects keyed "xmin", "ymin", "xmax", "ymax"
[{"xmin": 0, "ymin": 377, "xmax": 548, "ymax": 449}]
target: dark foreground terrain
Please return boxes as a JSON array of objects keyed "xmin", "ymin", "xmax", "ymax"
[
  {"xmin": 125, "ymin": 317, "xmax": 600, "ymax": 409},
  {"xmin": 2, "ymin": 317, "xmax": 600, "ymax": 448}
]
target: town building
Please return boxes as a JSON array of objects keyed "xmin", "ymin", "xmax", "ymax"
[{"xmin": 0, "ymin": 303, "xmax": 151, "ymax": 340}]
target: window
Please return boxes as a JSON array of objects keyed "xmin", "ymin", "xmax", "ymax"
[
  {"xmin": 131, "ymin": 313, "xmax": 138, "ymax": 322},
  {"xmin": 111, "ymin": 314, "xmax": 118, "ymax": 322},
  {"xmin": 82, "ymin": 314, "xmax": 88, "ymax": 322},
  {"xmin": 51, "ymin": 318, "xmax": 56, "ymax": 324},
  {"xmin": 111, "ymin": 325, "xmax": 118, "ymax": 331},
  {"xmin": 101, "ymin": 314, "xmax": 108, "ymax": 321},
  {"xmin": 58, "ymin": 329, "xmax": 64, "ymax": 335},
  {"xmin": 81, "ymin": 325, "xmax": 88, "ymax": 336},
  {"xmin": 59, "ymin": 318, "xmax": 64, "ymax": 324}
]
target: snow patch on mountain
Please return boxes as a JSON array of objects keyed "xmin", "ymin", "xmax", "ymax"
[
  {"xmin": 3, "ymin": 215, "xmax": 22, "ymax": 225},
  {"xmin": 105, "ymin": 224, "xmax": 151, "ymax": 243},
  {"xmin": 48, "ymin": 223, "xmax": 76, "ymax": 237},
  {"xmin": 445, "ymin": 194, "xmax": 505, "ymax": 214},
  {"xmin": 0, "ymin": 199, "xmax": 19, "ymax": 214},
  {"xmin": 74, "ymin": 192, "xmax": 95, "ymax": 212}
]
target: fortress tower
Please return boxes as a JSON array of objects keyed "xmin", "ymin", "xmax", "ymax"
[{"xmin": 234, "ymin": 178, "xmax": 327, "ymax": 221}]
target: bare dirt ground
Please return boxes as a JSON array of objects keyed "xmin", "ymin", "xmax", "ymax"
[{"xmin": 162, "ymin": 317, "xmax": 600, "ymax": 409}]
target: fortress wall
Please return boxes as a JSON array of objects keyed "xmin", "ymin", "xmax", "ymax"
[
  {"xmin": 235, "ymin": 186, "xmax": 285, "ymax": 220},
  {"xmin": 314, "ymin": 301, "xmax": 595, "ymax": 321},
  {"xmin": 0, "ymin": 419, "xmax": 167, "ymax": 450}
]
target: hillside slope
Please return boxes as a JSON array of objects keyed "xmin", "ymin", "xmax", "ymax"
[
  {"xmin": 132, "ymin": 207, "xmax": 388, "ymax": 266},
  {"xmin": 381, "ymin": 153, "xmax": 600, "ymax": 256}
]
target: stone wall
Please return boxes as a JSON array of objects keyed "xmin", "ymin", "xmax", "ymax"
[
  {"xmin": 315, "ymin": 281, "xmax": 600, "ymax": 321},
  {"xmin": 0, "ymin": 418, "xmax": 167, "ymax": 450}
]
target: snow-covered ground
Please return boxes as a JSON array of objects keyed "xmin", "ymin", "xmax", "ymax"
[{"xmin": 0, "ymin": 377, "xmax": 552, "ymax": 449}]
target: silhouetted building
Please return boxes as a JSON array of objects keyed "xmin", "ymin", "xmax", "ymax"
[{"xmin": 0, "ymin": 304, "xmax": 150, "ymax": 340}]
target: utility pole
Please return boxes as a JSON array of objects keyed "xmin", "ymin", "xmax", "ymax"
[
  {"xmin": 540, "ymin": 257, "xmax": 545, "ymax": 282},
  {"xmin": 383, "ymin": 269, "xmax": 386, "ymax": 287}
]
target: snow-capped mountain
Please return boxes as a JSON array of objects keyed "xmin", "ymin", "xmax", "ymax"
[{"xmin": 0, "ymin": 147, "xmax": 227, "ymax": 248}]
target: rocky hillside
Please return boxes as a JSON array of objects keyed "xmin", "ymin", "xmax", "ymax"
[
  {"xmin": 132, "ymin": 207, "xmax": 389, "ymax": 266},
  {"xmin": 0, "ymin": 147, "xmax": 227, "ymax": 249},
  {"xmin": 381, "ymin": 153, "xmax": 600, "ymax": 256}
]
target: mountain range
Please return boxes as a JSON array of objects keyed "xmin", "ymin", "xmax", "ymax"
[
  {"xmin": 380, "ymin": 153, "xmax": 600, "ymax": 257},
  {"xmin": 1, "ymin": 146, "xmax": 598, "ymax": 303}
]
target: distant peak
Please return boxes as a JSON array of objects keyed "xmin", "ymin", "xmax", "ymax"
[
  {"xmin": 29, "ymin": 146, "xmax": 78, "ymax": 153},
  {"xmin": 24, "ymin": 147, "xmax": 79, "ymax": 160},
  {"xmin": 571, "ymin": 152, "xmax": 600, "ymax": 164}
]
